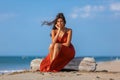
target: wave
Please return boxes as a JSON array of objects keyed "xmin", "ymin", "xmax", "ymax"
[{"xmin": 0, "ymin": 69, "xmax": 26, "ymax": 74}]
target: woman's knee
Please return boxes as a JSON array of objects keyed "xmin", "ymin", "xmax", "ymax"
[
  {"xmin": 49, "ymin": 44, "xmax": 54, "ymax": 50},
  {"xmin": 54, "ymin": 43, "xmax": 61, "ymax": 50}
]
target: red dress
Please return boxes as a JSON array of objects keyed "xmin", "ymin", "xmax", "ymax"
[{"xmin": 40, "ymin": 32, "xmax": 75, "ymax": 72}]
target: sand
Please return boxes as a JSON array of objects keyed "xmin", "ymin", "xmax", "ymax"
[{"xmin": 1, "ymin": 60, "xmax": 120, "ymax": 80}]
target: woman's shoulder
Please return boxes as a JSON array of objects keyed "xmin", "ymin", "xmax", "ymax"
[
  {"xmin": 51, "ymin": 29, "xmax": 57, "ymax": 34},
  {"xmin": 51, "ymin": 29, "xmax": 57, "ymax": 32},
  {"xmin": 66, "ymin": 27, "xmax": 72, "ymax": 32}
]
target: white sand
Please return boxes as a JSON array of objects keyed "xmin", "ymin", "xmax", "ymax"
[{"xmin": 96, "ymin": 60, "xmax": 120, "ymax": 72}]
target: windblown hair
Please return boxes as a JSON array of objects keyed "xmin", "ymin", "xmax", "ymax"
[{"xmin": 42, "ymin": 13, "xmax": 66, "ymax": 30}]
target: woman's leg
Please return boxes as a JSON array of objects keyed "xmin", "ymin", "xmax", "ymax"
[
  {"xmin": 49, "ymin": 44, "xmax": 54, "ymax": 62},
  {"xmin": 51, "ymin": 43, "xmax": 61, "ymax": 62}
]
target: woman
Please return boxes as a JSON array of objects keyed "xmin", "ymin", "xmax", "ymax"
[{"xmin": 40, "ymin": 13, "xmax": 75, "ymax": 72}]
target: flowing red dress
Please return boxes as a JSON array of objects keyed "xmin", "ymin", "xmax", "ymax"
[{"xmin": 40, "ymin": 32, "xmax": 75, "ymax": 72}]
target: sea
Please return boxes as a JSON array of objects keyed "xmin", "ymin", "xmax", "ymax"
[{"xmin": 0, "ymin": 56, "xmax": 120, "ymax": 74}]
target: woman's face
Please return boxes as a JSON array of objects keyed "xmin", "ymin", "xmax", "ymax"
[{"xmin": 56, "ymin": 18, "xmax": 65, "ymax": 29}]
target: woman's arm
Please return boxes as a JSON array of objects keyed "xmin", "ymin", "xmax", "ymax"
[
  {"xmin": 62, "ymin": 29, "xmax": 72, "ymax": 47},
  {"xmin": 51, "ymin": 29, "xmax": 60, "ymax": 44}
]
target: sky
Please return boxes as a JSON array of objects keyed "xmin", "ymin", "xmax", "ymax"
[{"xmin": 0, "ymin": 0, "xmax": 120, "ymax": 57}]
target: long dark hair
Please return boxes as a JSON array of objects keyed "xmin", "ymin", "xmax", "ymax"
[{"xmin": 42, "ymin": 13, "xmax": 66, "ymax": 30}]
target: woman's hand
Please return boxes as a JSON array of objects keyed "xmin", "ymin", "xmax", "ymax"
[
  {"xmin": 51, "ymin": 24, "xmax": 61, "ymax": 44},
  {"xmin": 55, "ymin": 24, "xmax": 61, "ymax": 31}
]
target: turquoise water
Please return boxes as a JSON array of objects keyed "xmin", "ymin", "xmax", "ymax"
[{"xmin": 0, "ymin": 56, "xmax": 120, "ymax": 74}]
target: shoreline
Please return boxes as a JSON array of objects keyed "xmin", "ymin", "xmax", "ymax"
[
  {"xmin": 1, "ymin": 60, "xmax": 120, "ymax": 80},
  {"xmin": 1, "ymin": 59, "xmax": 120, "ymax": 74}
]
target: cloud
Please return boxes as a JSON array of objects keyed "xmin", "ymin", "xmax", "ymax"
[
  {"xmin": 79, "ymin": 13, "xmax": 90, "ymax": 18},
  {"xmin": 70, "ymin": 5, "xmax": 105, "ymax": 19},
  {"xmin": 70, "ymin": 13, "xmax": 78, "ymax": 19},
  {"xmin": 109, "ymin": 2, "xmax": 120, "ymax": 17},
  {"xmin": 0, "ymin": 13, "xmax": 17, "ymax": 22},
  {"xmin": 110, "ymin": 2, "xmax": 120, "ymax": 11}
]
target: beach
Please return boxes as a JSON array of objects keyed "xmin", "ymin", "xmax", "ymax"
[
  {"xmin": 1, "ymin": 71, "xmax": 120, "ymax": 80},
  {"xmin": 1, "ymin": 60, "xmax": 120, "ymax": 80}
]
